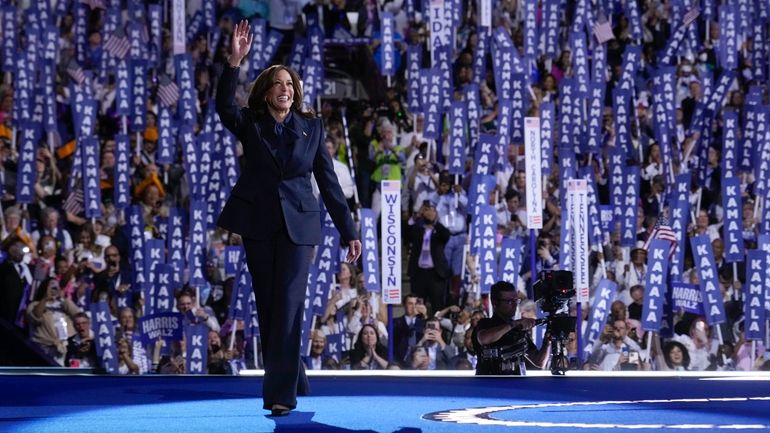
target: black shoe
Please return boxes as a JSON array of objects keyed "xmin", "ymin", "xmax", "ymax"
[{"xmin": 270, "ymin": 406, "xmax": 291, "ymax": 417}]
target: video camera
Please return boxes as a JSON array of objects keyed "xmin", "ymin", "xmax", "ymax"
[{"xmin": 533, "ymin": 270, "xmax": 577, "ymax": 374}]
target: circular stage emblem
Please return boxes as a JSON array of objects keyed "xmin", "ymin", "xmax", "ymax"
[{"xmin": 423, "ymin": 397, "xmax": 770, "ymax": 429}]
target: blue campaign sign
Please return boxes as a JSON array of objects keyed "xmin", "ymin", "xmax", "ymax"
[
  {"xmin": 175, "ymin": 54, "xmax": 197, "ymax": 126},
  {"xmin": 91, "ymin": 301, "xmax": 119, "ymax": 374},
  {"xmin": 422, "ymin": 68, "xmax": 442, "ymax": 140},
  {"xmin": 465, "ymin": 83, "xmax": 481, "ymax": 152},
  {"xmin": 539, "ymin": 102, "xmax": 554, "ymax": 175},
  {"xmin": 579, "ymin": 167, "xmax": 602, "ymax": 249},
  {"xmin": 129, "ymin": 59, "xmax": 147, "ymax": 132},
  {"xmin": 641, "ymin": 239, "xmax": 670, "ymax": 331},
  {"xmin": 669, "ymin": 198, "xmax": 690, "ymax": 282},
  {"xmin": 496, "ymin": 100, "xmax": 512, "ymax": 171},
  {"xmin": 221, "ymin": 128, "xmax": 240, "ymax": 193},
  {"xmin": 188, "ymin": 201, "xmax": 208, "ymax": 288},
  {"xmin": 223, "ymin": 246, "xmax": 244, "ymax": 277},
  {"xmin": 15, "ymin": 122, "xmax": 39, "ymax": 204},
  {"xmin": 585, "ymin": 83, "xmax": 604, "ymax": 153},
  {"xmin": 558, "ymin": 79, "xmax": 575, "ymax": 150},
  {"xmin": 166, "ymin": 208, "xmax": 185, "ymax": 285},
  {"xmin": 406, "ymin": 44, "xmax": 422, "ymax": 113},
  {"xmin": 180, "ymin": 125, "xmax": 201, "ymax": 200},
  {"xmin": 115, "ymin": 60, "xmax": 131, "ymax": 116},
  {"xmin": 523, "ymin": 0, "xmax": 538, "ymax": 60},
  {"xmin": 759, "ymin": 235, "xmax": 770, "ymax": 313},
  {"xmin": 143, "ymin": 238, "xmax": 166, "ymax": 298},
  {"xmin": 125, "ymin": 205, "xmax": 147, "ymax": 301},
  {"xmin": 360, "ymin": 209, "xmax": 381, "ymax": 293},
  {"xmin": 447, "ymin": 101, "xmax": 467, "ymax": 175},
  {"xmin": 381, "ymin": 12, "xmax": 395, "ymax": 77},
  {"xmin": 612, "ymin": 88, "xmax": 632, "ymax": 158},
  {"xmin": 229, "ymin": 260, "xmax": 249, "ymax": 321},
  {"xmin": 510, "ymin": 73, "xmax": 528, "ymax": 145},
  {"xmin": 114, "ymin": 134, "xmax": 131, "ymax": 210},
  {"xmin": 744, "ymin": 250, "xmax": 766, "ymax": 341},
  {"xmin": 468, "ymin": 174, "xmax": 496, "ymax": 218},
  {"xmin": 671, "ymin": 282, "xmax": 704, "ymax": 314},
  {"xmin": 139, "ymin": 312, "xmax": 184, "ymax": 345},
  {"xmin": 582, "ymin": 279, "xmax": 617, "ymax": 358},
  {"xmin": 542, "ymin": 0, "xmax": 560, "ymax": 57},
  {"xmin": 740, "ymin": 105, "xmax": 759, "ymax": 172},
  {"xmin": 722, "ymin": 111, "xmax": 738, "ymax": 179},
  {"xmin": 156, "ymin": 104, "xmax": 176, "ymax": 164},
  {"xmin": 472, "ymin": 31, "xmax": 488, "ymax": 89},
  {"xmin": 185, "ymin": 323, "xmax": 208, "ymax": 374},
  {"xmin": 719, "ymin": 4, "xmax": 738, "ymax": 71},
  {"xmin": 691, "ymin": 235, "xmax": 727, "ymax": 325},
  {"xmin": 569, "ymin": 28, "xmax": 589, "ymax": 98},
  {"xmin": 243, "ymin": 290, "xmax": 260, "ymax": 339},
  {"xmin": 311, "ymin": 226, "xmax": 340, "ymax": 316},
  {"xmin": 288, "ymin": 35, "xmax": 307, "ymax": 74},
  {"xmin": 153, "ymin": 264, "xmax": 174, "ymax": 313},
  {"xmin": 497, "ymin": 237, "xmax": 522, "ymax": 287},
  {"xmin": 477, "ymin": 205, "xmax": 497, "ymax": 294},
  {"xmin": 620, "ymin": 166, "xmax": 640, "ymax": 247},
  {"xmin": 722, "ymin": 177, "xmax": 745, "ymax": 262}
]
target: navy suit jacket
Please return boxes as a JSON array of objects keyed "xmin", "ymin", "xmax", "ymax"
[{"xmin": 215, "ymin": 66, "xmax": 357, "ymax": 245}]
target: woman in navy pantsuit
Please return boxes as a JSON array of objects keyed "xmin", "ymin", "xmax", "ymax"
[{"xmin": 216, "ymin": 20, "xmax": 361, "ymax": 416}]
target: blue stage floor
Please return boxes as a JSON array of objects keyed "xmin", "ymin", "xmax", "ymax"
[{"xmin": 1, "ymin": 371, "xmax": 770, "ymax": 432}]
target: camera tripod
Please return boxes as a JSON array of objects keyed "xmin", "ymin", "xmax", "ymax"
[
  {"xmin": 542, "ymin": 315, "xmax": 577, "ymax": 375},
  {"xmin": 548, "ymin": 333, "xmax": 570, "ymax": 375}
]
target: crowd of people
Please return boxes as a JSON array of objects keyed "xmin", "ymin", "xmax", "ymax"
[{"xmin": 0, "ymin": 0, "xmax": 769, "ymax": 374}]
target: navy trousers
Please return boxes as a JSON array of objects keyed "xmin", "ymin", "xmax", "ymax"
[{"xmin": 244, "ymin": 228, "xmax": 312, "ymax": 410}]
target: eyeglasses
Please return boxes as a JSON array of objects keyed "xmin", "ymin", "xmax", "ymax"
[{"xmin": 496, "ymin": 298, "xmax": 519, "ymax": 306}]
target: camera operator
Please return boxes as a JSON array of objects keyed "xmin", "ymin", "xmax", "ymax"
[{"xmin": 473, "ymin": 281, "xmax": 550, "ymax": 375}]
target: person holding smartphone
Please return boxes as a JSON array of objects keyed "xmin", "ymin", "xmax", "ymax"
[
  {"xmin": 587, "ymin": 319, "xmax": 643, "ymax": 371},
  {"xmin": 416, "ymin": 317, "xmax": 455, "ymax": 369},
  {"xmin": 393, "ymin": 294, "xmax": 427, "ymax": 364},
  {"xmin": 406, "ymin": 200, "xmax": 450, "ymax": 315}
]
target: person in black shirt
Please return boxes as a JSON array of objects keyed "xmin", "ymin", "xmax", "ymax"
[
  {"xmin": 628, "ymin": 285, "xmax": 644, "ymax": 321},
  {"xmin": 472, "ymin": 281, "xmax": 550, "ymax": 375}
]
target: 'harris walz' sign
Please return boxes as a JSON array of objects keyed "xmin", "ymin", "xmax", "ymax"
[{"xmin": 139, "ymin": 312, "xmax": 184, "ymax": 345}]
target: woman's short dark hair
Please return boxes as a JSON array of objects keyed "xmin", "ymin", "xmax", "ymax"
[
  {"xmin": 247, "ymin": 65, "xmax": 314, "ymax": 118},
  {"xmin": 663, "ymin": 340, "xmax": 691, "ymax": 369}
]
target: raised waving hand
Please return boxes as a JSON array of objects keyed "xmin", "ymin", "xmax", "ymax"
[{"xmin": 228, "ymin": 20, "xmax": 253, "ymax": 68}]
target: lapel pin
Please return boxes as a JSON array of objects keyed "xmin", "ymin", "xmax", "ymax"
[{"xmin": 302, "ymin": 131, "xmax": 307, "ymax": 137}]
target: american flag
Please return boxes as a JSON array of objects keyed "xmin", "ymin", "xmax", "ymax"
[
  {"xmin": 157, "ymin": 74, "xmax": 180, "ymax": 107},
  {"xmin": 103, "ymin": 28, "xmax": 130, "ymax": 60},
  {"xmin": 683, "ymin": 5, "xmax": 700, "ymax": 26},
  {"xmin": 643, "ymin": 213, "xmax": 678, "ymax": 257},
  {"xmin": 66, "ymin": 59, "xmax": 85, "ymax": 85},
  {"xmin": 63, "ymin": 188, "xmax": 85, "ymax": 217},
  {"xmin": 592, "ymin": 20, "xmax": 615, "ymax": 44}
]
